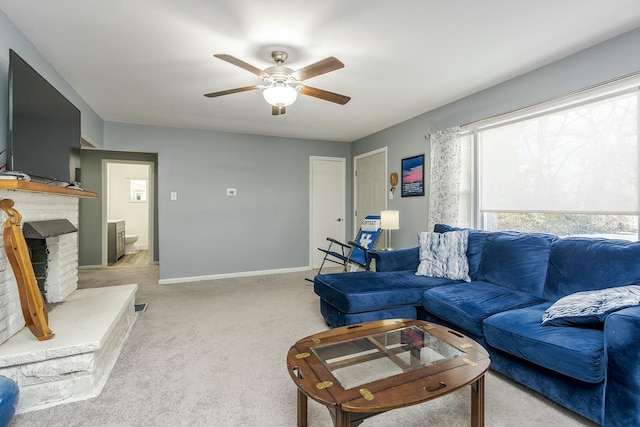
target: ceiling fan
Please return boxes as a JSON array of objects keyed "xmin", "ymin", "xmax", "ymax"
[{"xmin": 204, "ymin": 50, "xmax": 351, "ymax": 115}]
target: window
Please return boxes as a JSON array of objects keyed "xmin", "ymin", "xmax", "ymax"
[
  {"xmin": 466, "ymin": 84, "xmax": 640, "ymax": 240},
  {"xmin": 130, "ymin": 179, "xmax": 147, "ymax": 202}
]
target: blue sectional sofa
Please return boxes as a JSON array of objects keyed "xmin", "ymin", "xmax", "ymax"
[{"xmin": 313, "ymin": 224, "xmax": 640, "ymax": 426}]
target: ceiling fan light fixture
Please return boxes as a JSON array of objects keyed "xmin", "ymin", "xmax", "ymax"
[
  {"xmin": 263, "ymin": 85, "xmax": 298, "ymax": 107},
  {"xmin": 206, "ymin": 51, "xmax": 350, "ymax": 115}
]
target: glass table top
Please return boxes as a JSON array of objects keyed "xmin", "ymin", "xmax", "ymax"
[{"xmin": 311, "ymin": 325, "xmax": 464, "ymax": 390}]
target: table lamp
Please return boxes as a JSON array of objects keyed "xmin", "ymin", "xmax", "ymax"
[{"xmin": 381, "ymin": 210, "xmax": 400, "ymax": 250}]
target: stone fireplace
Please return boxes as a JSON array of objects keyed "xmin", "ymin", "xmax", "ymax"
[
  {"xmin": 0, "ymin": 183, "xmax": 137, "ymax": 413},
  {"xmin": 0, "ymin": 191, "xmax": 80, "ymax": 344}
]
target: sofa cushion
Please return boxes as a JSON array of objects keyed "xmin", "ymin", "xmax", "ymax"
[
  {"xmin": 314, "ymin": 270, "xmax": 458, "ymax": 313},
  {"xmin": 542, "ymin": 285, "xmax": 640, "ymax": 327},
  {"xmin": 422, "ymin": 281, "xmax": 545, "ymax": 337},
  {"xmin": 371, "ymin": 246, "xmax": 420, "ymax": 272},
  {"xmin": 416, "ymin": 230, "xmax": 470, "ymax": 281},
  {"xmin": 476, "ymin": 231, "xmax": 557, "ymax": 298},
  {"xmin": 320, "ymin": 299, "xmax": 417, "ymax": 328},
  {"xmin": 484, "ymin": 303, "xmax": 605, "ymax": 383},
  {"xmin": 544, "ymin": 237, "xmax": 640, "ymax": 302},
  {"xmin": 434, "ymin": 224, "xmax": 490, "ymax": 280}
]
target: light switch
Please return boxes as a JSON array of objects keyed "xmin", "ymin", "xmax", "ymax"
[{"xmin": 170, "ymin": 191, "xmax": 177, "ymax": 200}]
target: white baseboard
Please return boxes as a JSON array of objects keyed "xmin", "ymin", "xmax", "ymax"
[
  {"xmin": 158, "ymin": 266, "xmax": 312, "ymax": 285},
  {"xmin": 79, "ymin": 265, "xmax": 104, "ymax": 270}
]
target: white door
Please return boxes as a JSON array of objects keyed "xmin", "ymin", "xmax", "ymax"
[
  {"xmin": 310, "ymin": 157, "xmax": 346, "ymax": 268},
  {"xmin": 355, "ymin": 149, "xmax": 387, "ymax": 248}
]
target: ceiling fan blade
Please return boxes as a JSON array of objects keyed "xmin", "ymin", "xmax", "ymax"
[
  {"xmin": 272, "ymin": 105, "xmax": 286, "ymax": 115},
  {"xmin": 291, "ymin": 57, "xmax": 344, "ymax": 81},
  {"xmin": 299, "ymin": 86, "xmax": 351, "ymax": 105},
  {"xmin": 204, "ymin": 85, "xmax": 260, "ymax": 98},
  {"xmin": 214, "ymin": 54, "xmax": 269, "ymax": 79}
]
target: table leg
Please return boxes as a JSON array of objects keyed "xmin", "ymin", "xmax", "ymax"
[
  {"xmin": 335, "ymin": 408, "xmax": 351, "ymax": 427},
  {"xmin": 471, "ymin": 375, "xmax": 485, "ymax": 427},
  {"xmin": 297, "ymin": 389, "xmax": 308, "ymax": 427}
]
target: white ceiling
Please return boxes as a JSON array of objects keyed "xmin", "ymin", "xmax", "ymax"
[{"xmin": 2, "ymin": 1, "xmax": 640, "ymax": 143}]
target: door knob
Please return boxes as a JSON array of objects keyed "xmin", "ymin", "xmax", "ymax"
[{"xmin": 336, "ymin": 218, "xmax": 343, "ymax": 222}]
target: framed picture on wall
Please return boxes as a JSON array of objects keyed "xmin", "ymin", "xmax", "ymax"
[{"xmin": 401, "ymin": 154, "xmax": 425, "ymax": 197}]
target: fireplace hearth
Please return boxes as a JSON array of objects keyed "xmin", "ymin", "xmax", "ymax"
[{"xmin": 0, "ymin": 184, "xmax": 137, "ymax": 413}]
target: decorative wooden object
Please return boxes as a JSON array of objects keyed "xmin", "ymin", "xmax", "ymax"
[{"xmin": 0, "ymin": 198, "xmax": 54, "ymax": 341}]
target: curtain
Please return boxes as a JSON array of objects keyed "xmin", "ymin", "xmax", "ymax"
[{"xmin": 427, "ymin": 126, "xmax": 461, "ymax": 231}]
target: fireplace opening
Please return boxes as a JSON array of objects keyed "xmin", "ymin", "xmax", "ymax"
[
  {"xmin": 22, "ymin": 219, "xmax": 78, "ymax": 303},
  {"xmin": 26, "ymin": 238, "xmax": 48, "ymax": 295}
]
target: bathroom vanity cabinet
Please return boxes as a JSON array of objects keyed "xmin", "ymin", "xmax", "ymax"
[{"xmin": 108, "ymin": 220, "xmax": 125, "ymax": 264}]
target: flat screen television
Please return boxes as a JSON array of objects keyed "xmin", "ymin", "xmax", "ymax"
[{"xmin": 7, "ymin": 49, "xmax": 81, "ymax": 185}]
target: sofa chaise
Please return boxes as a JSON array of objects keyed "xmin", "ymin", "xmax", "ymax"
[{"xmin": 313, "ymin": 224, "xmax": 640, "ymax": 426}]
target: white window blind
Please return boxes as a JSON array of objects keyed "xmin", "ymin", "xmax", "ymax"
[{"xmin": 478, "ymin": 90, "xmax": 639, "ymax": 214}]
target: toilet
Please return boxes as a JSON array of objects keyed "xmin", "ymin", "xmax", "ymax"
[{"xmin": 124, "ymin": 234, "xmax": 139, "ymax": 255}]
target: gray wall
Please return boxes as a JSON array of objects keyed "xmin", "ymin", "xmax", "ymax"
[
  {"xmin": 353, "ymin": 26, "xmax": 640, "ymax": 250},
  {"xmin": 4, "ymin": 5, "xmax": 640, "ymax": 282},
  {"xmin": 79, "ymin": 149, "xmax": 159, "ymax": 266},
  {"xmin": 103, "ymin": 122, "xmax": 352, "ymax": 281},
  {"xmin": 0, "ymin": 11, "xmax": 104, "ymax": 151}
]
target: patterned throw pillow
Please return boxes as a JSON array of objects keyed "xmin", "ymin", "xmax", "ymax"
[
  {"xmin": 416, "ymin": 230, "xmax": 470, "ymax": 282},
  {"xmin": 542, "ymin": 285, "xmax": 640, "ymax": 327}
]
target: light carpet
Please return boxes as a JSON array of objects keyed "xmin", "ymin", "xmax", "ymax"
[{"xmin": 10, "ymin": 266, "xmax": 597, "ymax": 426}]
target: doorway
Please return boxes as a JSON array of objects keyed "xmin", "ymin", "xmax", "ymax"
[
  {"xmin": 310, "ymin": 156, "xmax": 346, "ymax": 269},
  {"xmin": 354, "ymin": 148, "xmax": 387, "ymax": 247},
  {"xmin": 102, "ymin": 160, "xmax": 155, "ymax": 267}
]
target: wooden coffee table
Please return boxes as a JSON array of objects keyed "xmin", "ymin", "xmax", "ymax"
[{"xmin": 287, "ymin": 319, "xmax": 490, "ymax": 427}]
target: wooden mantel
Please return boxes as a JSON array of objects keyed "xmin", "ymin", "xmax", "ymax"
[{"xmin": 0, "ymin": 180, "xmax": 97, "ymax": 198}]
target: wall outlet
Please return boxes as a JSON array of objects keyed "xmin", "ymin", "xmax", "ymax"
[{"xmin": 226, "ymin": 188, "xmax": 237, "ymax": 196}]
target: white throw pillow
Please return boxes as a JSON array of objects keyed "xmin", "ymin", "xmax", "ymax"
[
  {"xmin": 416, "ymin": 230, "xmax": 470, "ymax": 282},
  {"xmin": 542, "ymin": 285, "xmax": 640, "ymax": 327}
]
